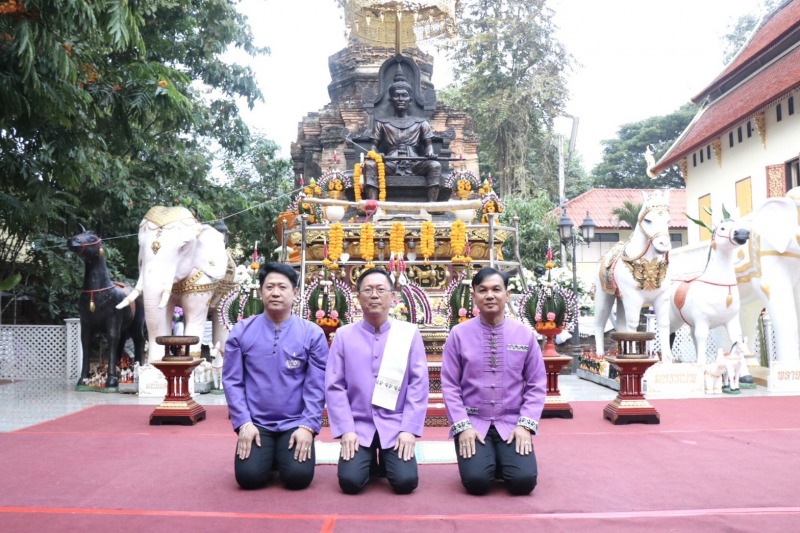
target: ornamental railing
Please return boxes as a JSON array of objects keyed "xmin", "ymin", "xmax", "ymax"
[{"xmin": 0, "ymin": 319, "xmax": 81, "ymax": 380}]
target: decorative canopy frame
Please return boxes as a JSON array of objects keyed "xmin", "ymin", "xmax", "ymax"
[{"xmin": 336, "ymin": 0, "xmax": 456, "ymax": 51}]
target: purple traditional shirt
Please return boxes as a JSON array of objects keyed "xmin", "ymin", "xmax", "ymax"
[
  {"xmin": 441, "ymin": 316, "xmax": 546, "ymax": 440},
  {"xmin": 325, "ymin": 318, "xmax": 429, "ymax": 448},
  {"xmin": 223, "ymin": 314, "xmax": 328, "ymax": 434}
]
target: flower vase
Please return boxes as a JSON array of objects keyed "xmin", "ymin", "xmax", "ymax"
[
  {"xmin": 536, "ymin": 326, "xmax": 562, "ymax": 357},
  {"xmin": 328, "ymin": 190, "xmax": 344, "ymax": 200},
  {"xmin": 172, "ymin": 322, "xmax": 185, "ymax": 336}
]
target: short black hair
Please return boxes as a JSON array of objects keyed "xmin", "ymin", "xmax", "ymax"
[
  {"xmin": 259, "ymin": 263, "xmax": 299, "ymax": 288},
  {"xmin": 356, "ymin": 267, "xmax": 393, "ymax": 292},
  {"xmin": 471, "ymin": 267, "xmax": 509, "ymax": 289}
]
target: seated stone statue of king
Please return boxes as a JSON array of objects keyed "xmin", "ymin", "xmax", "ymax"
[{"xmin": 362, "ymin": 64, "xmax": 442, "ymax": 203}]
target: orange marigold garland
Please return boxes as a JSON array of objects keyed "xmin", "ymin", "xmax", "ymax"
[
  {"xmin": 367, "ymin": 150, "xmax": 386, "ymax": 201},
  {"xmin": 420, "ymin": 221, "xmax": 435, "ymax": 265},
  {"xmin": 353, "ymin": 162, "xmax": 362, "ymax": 202},
  {"xmin": 388, "ymin": 222, "xmax": 406, "ymax": 284},
  {"xmin": 450, "ymin": 220, "xmax": 466, "ymax": 263},
  {"xmin": 328, "ymin": 222, "xmax": 344, "ymax": 269},
  {"xmin": 360, "ymin": 222, "xmax": 375, "ymax": 268}
]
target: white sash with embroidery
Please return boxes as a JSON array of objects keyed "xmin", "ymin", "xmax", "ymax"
[{"xmin": 372, "ymin": 319, "xmax": 417, "ymax": 410}]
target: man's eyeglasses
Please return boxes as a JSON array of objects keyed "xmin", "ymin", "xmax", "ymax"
[{"xmin": 360, "ymin": 287, "xmax": 390, "ymax": 296}]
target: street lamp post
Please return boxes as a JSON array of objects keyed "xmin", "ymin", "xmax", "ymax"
[{"xmin": 558, "ymin": 210, "xmax": 595, "ymax": 372}]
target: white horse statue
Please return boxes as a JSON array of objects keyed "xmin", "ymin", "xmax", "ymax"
[
  {"xmin": 704, "ymin": 349, "xmax": 727, "ymax": 394},
  {"xmin": 594, "ymin": 190, "xmax": 673, "ymax": 360},
  {"xmin": 722, "ymin": 340, "xmax": 747, "ymax": 394},
  {"xmin": 668, "ymin": 216, "xmax": 750, "ymax": 363}
]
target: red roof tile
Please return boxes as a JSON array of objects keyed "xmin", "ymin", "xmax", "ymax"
[
  {"xmin": 553, "ymin": 189, "xmax": 687, "ymax": 230},
  {"xmin": 692, "ymin": 0, "xmax": 800, "ymax": 103},
  {"xmin": 653, "ymin": 45, "xmax": 800, "ymax": 173}
]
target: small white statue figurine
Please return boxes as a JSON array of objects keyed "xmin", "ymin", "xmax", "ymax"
[
  {"xmin": 704, "ymin": 349, "xmax": 727, "ymax": 394},
  {"xmin": 210, "ymin": 341, "xmax": 224, "ymax": 391},
  {"xmin": 722, "ymin": 340, "xmax": 747, "ymax": 394}
]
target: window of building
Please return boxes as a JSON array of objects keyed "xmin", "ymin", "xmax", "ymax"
[
  {"xmin": 787, "ymin": 158, "xmax": 800, "ymax": 191},
  {"xmin": 693, "ymin": 153, "xmax": 697, "ymax": 167},
  {"xmin": 737, "ymin": 126, "xmax": 743, "ymax": 143},
  {"xmin": 706, "ymin": 145, "xmax": 711, "ymax": 159},
  {"xmin": 736, "ymin": 177, "xmax": 753, "ymax": 217},
  {"xmin": 777, "ymin": 103, "xmax": 782, "ymax": 122},
  {"xmin": 700, "ymin": 149, "xmax": 704, "ymax": 163},
  {"xmin": 789, "ymin": 96, "xmax": 795, "ymax": 115},
  {"xmin": 670, "ymin": 233, "xmax": 683, "ymax": 247},
  {"xmin": 698, "ymin": 194, "xmax": 712, "ymax": 241},
  {"xmin": 729, "ymin": 132, "xmax": 734, "ymax": 147},
  {"xmin": 595, "ymin": 233, "xmax": 620, "ymax": 242},
  {"xmin": 746, "ymin": 121, "xmax": 752, "ymax": 138}
]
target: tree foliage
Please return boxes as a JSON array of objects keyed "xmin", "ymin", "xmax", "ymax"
[
  {"xmin": 591, "ymin": 104, "xmax": 696, "ymax": 189},
  {"xmin": 500, "ymin": 191, "xmax": 560, "ymax": 269},
  {"xmin": 611, "ymin": 201, "xmax": 642, "ymax": 230},
  {"xmin": 721, "ymin": 0, "xmax": 783, "ymax": 64},
  {"xmin": 1, "ymin": 1, "xmax": 291, "ymax": 322},
  {"xmin": 440, "ymin": 0, "xmax": 571, "ymax": 199}
]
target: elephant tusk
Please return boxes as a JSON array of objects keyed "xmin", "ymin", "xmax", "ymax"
[
  {"xmin": 158, "ymin": 288, "xmax": 171, "ymax": 309},
  {"xmin": 115, "ymin": 288, "xmax": 140, "ymax": 310}
]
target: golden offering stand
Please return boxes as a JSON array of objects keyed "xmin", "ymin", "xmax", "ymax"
[
  {"xmin": 603, "ymin": 332, "xmax": 660, "ymax": 425},
  {"xmin": 150, "ymin": 336, "xmax": 207, "ymax": 426}
]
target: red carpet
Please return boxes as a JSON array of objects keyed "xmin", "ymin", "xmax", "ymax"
[{"xmin": 1, "ymin": 398, "xmax": 800, "ymax": 532}]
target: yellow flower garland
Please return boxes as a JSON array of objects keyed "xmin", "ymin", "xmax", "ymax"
[
  {"xmin": 451, "ymin": 220, "xmax": 466, "ymax": 262},
  {"xmin": 360, "ymin": 222, "xmax": 375, "ymax": 268},
  {"xmin": 328, "ymin": 223, "xmax": 344, "ymax": 269},
  {"xmin": 420, "ymin": 221, "xmax": 435, "ymax": 265},
  {"xmin": 367, "ymin": 150, "xmax": 386, "ymax": 201},
  {"xmin": 390, "ymin": 222, "xmax": 405, "ymax": 257},
  {"xmin": 353, "ymin": 162, "xmax": 362, "ymax": 202}
]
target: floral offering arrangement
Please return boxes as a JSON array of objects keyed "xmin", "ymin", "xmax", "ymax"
[
  {"xmin": 305, "ymin": 272, "xmax": 352, "ymax": 329},
  {"xmin": 289, "ymin": 179, "xmax": 324, "ymax": 224},
  {"xmin": 443, "ymin": 272, "xmax": 479, "ymax": 329},
  {"xmin": 317, "ymin": 170, "xmax": 352, "ymax": 195},
  {"xmin": 518, "ymin": 244, "xmax": 578, "ymax": 334},
  {"xmin": 480, "ymin": 190, "xmax": 504, "ymax": 223},
  {"xmin": 390, "ymin": 282, "xmax": 433, "ymax": 324},
  {"xmin": 445, "ymin": 170, "xmax": 481, "ymax": 199},
  {"xmin": 218, "ymin": 244, "xmax": 265, "ymax": 331}
]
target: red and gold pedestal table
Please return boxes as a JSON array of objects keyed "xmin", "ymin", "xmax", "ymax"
[
  {"xmin": 602, "ymin": 355, "xmax": 660, "ymax": 425},
  {"xmin": 541, "ymin": 354, "xmax": 574, "ymax": 419},
  {"xmin": 149, "ymin": 336, "xmax": 207, "ymax": 426}
]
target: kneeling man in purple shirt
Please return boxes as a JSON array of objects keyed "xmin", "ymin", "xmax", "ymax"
[
  {"xmin": 441, "ymin": 267, "xmax": 546, "ymax": 495},
  {"xmin": 223, "ymin": 263, "xmax": 328, "ymax": 490},
  {"xmin": 325, "ymin": 268, "xmax": 429, "ymax": 494}
]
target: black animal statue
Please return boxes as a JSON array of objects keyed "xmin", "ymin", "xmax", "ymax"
[{"xmin": 68, "ymin": 230, "xmax": 145, "ymax": 389}]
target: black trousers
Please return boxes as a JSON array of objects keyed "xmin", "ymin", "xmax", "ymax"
[
  {"xmin": 234, "ymin": 426, "xmax": 315, "ymax": 490},
  {"xmin": 454, "ymin": 425, "xmax": 538, "ymax": 495},
  {"xmin": 337, "ymin": 432, "xmax": 419, "ymax": 495}
]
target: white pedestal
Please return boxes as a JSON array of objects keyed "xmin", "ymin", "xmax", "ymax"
[
  {"xmin": 767, "ymin": 361, "xmax": 800, "ymax": 392},
  {"xmin": 643, "ymin": 362, "xmax": 704, "ymax": 397}
]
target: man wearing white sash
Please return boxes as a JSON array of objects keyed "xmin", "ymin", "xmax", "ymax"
[{"xmin": 326, "ymin": 268, "xmax": 429, "ymax": 494}]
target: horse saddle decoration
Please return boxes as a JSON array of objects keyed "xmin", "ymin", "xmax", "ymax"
[{"xmin": 623, "ymin": 256, "xmax": 669, "ymax": 291}]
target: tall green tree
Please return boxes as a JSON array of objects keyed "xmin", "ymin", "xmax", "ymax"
[
  {"xmin": 591, "ymin": 104, "xmax": 696, "ymax": 189},
  {"xmin": 721, "ymin": 0, "xmax": 782, "ymax": 64},
  {"xmin": 500, "ymin": 191, "xmax": 559, "ymax": 269},
  {"xmin": 611, "ymin": 201, "xmax": 642, "ymax": 230},
  {"xmin": 440, "ymin": 0, "xmax": 571, "ymax": 199},
  {"xmin": 1, "ymin": 0, "xmax": 285, "ymax": 322}
]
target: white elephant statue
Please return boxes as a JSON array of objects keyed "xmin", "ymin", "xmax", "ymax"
[
  {"xmin": 117, "ymin": 206, "xmax": 235, "ymax": 362},
  {"xmin": 736, "ymin": 187, "xmax": 800, "ymax": 362}
]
